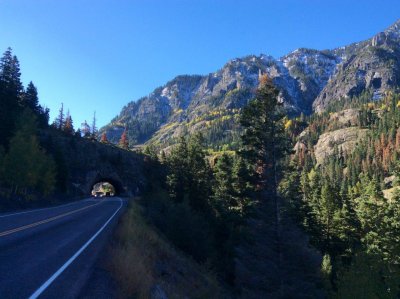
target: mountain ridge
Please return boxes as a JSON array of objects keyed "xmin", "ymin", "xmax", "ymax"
[{"xmin": 101, "ymin": 19, "xmax": 400, "ymax": 149}]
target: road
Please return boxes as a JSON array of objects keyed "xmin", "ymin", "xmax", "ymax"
[{"xmin": 0, "ymin": 197, "xmax": 126, "ymax": 298}]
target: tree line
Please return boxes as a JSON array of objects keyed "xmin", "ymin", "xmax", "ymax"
[
  {"xmin": 0, "ymin": 47, "xmax": 56, "ymax": 202},
  {"xmin": 0, "ymin": 47, "xmax": 131, "ymax": 208},
  {"xmin": 281, "ymin": 92, "xmax": 400, "ymax": 297}
]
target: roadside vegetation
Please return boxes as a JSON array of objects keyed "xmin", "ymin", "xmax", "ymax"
[{"xmin": 108, "ymin": 199, "xmax": 223, "ymax": 299}]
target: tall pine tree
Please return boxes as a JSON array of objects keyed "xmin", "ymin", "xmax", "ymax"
[
  {"xmin": 239, "ymin": 74, "xmax": 288, "ymax": 193},
  {"xmin": 0, "ymin": 48, "xmax": 23, "ymax": 147}
]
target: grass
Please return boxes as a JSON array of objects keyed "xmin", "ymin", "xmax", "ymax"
[{"xmin": 108, "ymin": 199, "xmax": 224, "ymax": 299}]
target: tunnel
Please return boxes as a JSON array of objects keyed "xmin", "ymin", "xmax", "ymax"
[{"xmin": 89, "ymin": 177, "xmax": 125, "ymax": 197}]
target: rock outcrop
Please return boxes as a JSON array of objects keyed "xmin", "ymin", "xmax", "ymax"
[{"xmin": 314, "ymin": 127, "xmax": 369, "ymax": 164}]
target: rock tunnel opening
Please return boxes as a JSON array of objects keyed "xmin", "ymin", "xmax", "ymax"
[
  {"xmin": 90, "ymin": 178, "xmax": 124, "ymax": 197},
  {"xmin": 91, "ymin": 182, "xmax": 115, "ymax": 197}
]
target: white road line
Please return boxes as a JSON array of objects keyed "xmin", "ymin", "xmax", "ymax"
[
  {"xmin": 29, "ymin": 197, "xmax": 124, "ymax": 299},
  {"xmin": 0, "ymin": 199, "xmax": 91, "ymax": 219}
]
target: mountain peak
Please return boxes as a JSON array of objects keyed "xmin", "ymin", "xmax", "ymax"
[
  {"xmin": 103, "ymin": 20, "xmax": 400, "ymax": 147},
  {"xmin": 386, "ymin": 18, "xmax": 400, "ymax": 31}
]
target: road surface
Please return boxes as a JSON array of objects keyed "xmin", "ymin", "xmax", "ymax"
[{"xmin": 0, "ymin": 197, "xmax": 126, "ymax": 298}]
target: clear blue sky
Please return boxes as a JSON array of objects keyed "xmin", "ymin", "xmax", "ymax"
[{"xmin": 1, "ymin": 0, "xmax": 399, "ymax": 128}]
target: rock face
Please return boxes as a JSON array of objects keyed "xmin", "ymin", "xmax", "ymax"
[
  {"xmin": 313, "ymin": 20, "xmax": 400, "ymax": 112},
  {"xmin": 314, "ymin": 127, "xmax": 369, "ymax": 164},
  {"xmin": 329, "ymin": 108, "xmax": 361, "ymax": 127},
  {"xmin": 102, "ymin": 19, "xmax": 400, "ymax": 148}
]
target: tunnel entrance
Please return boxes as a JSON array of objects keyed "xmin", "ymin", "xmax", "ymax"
[
  {"xmin": 371, "ymin": 77, "xmax": 382, "ymax": 89},
  {"xmin": 91, "ymin": 181, "xmax": 116, "ymax": 197}
]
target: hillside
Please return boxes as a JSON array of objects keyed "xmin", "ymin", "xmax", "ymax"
[{"xmin": 101, "ymin": 19, "xmax": 400, "ymax": 150}]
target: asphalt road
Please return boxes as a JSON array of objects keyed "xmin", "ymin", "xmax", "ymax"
[{"xmin": 0, "ymin": 197, "xmax": 126, "ymax": 299}]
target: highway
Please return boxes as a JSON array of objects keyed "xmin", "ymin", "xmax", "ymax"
[{"xmin": 0, "ymin": 197, "xmax": 126, "ymax": 298}]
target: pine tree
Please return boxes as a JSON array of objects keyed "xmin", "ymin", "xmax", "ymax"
[
  {"xmin": 356, "ymin": 176, "xmax": 386, "ymax": 252},
  {"xmin": 232, "ymin": 155, "xmax": 252, "ymax": 217},
  {"xmin": 213, "ymin": 153, "xmax": 235, "ymax": 215},
  {"xmin": 318, "ymin": 181, "xmax": 341, "ymax": 254},
  {"xmin": 23, "ymin": 81, "xmax": 39, "ymax": 113},
  {"xmin": 237, "ymin": 75, "xmax": 289, "ymax": 295},
  {"xmin": 63, "ymin": 110, "xmax": 74, "ymax": 135},
  {"xmin": 166, "ymin": 136, "xmax": 190, "ymax": 202},
  {"xmin": 165, "ymin": 134, "xmax": 213, "ymax": 213},
  {"xmin": 239, "ymin": 74, "xmax": 288, "ymax": 193},
  {"xmin": 0, "ymin": 47, "xmax": 23, "ymax": 147},
  {"xmin": 118, "ymin": 129, "xmax": 129, "ymax": 149},
  {"xmin": 22, "ymin": 81, "xmax": 49, "ymax": 128},
  {"xmin": 382, "ymin": 193, "xmax": 400, "ymax": 264},
  {"xmin": 81, "ymin": 120, "xmax": 91, "ymax": 137},
  {"xmin": 53, "ymin": 103, "xmax": 65, "ymax": 130},
  {"xmin": 91, "ymin": 111, "xmax": 98, "ymax": 139}
]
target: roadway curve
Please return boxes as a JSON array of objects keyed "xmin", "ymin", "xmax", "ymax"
[{"xmin": 0, "ymin": 197, "xmax": 126, "ymax": 298}]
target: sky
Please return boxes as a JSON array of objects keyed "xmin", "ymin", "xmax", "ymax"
[{"xmin": 0, "ymin": 0, "xmax": 400, "ymax": 128}]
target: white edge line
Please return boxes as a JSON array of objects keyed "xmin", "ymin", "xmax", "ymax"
[
  {"xmin": 0, "ymin": 199, "xmax": 91, "ymax": 219},
  {"xmin": 29, "ymin": 197, "xmax": 124, "ymax": 299}
]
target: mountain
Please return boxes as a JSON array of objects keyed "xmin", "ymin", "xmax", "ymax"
[
  {"xmin": 101, "ymin": 19, "xmax": 400, "ymax": 149},
  {"xmin": 313, "ymin": 19, "xmax": 400, "ymax": 112}
]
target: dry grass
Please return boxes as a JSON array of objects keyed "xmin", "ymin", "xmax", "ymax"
[{"xmin": 108, "ymin": 199, "xmax": 224, "ymax": 299}]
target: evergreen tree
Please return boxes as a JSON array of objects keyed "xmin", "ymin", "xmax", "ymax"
[
  {"xmin": 231, "ymin": 155, "xmax": 252, "ymax": 217},
  {"xmin": 166, "ymin": 136, "xmax": 189, "ymax": 202},
  {"xmin": 318, "ymin": 181, "xmax": 341, "ymax": 254},
  {"xmin": 381, "ymin": 188, "xmax": 400, "ymax": 264},
  {"xmin": 53, "ymin": 103, "xmax": 65, "ymax": 130},
  {"xmin": 23, "ymin": 81, "xmax": 39, "ymax": 112},
  {"xmin": 91, "ymin": 111, "xmax": 98, "ymax": 139},
  {"xmin": 63, "ymin": 110, "xmax": 74, "ymax": 135},
  {"xmin": 166, "ymin": 134, "xmax": 212, "ymax": 213},
  {"xmin": 81, "ymin": 120, "xmax": 91, "ymax": 137},
  {"xmin": 22, "ymin": 81, "xmax": 49, "ymax": 128},
  {"xmin": 239, "ymin": 74, "xmax": 288, "ymax": 193},
  {"xmin": 186, "ymin": 133, "xmax": 213, "ymax": 212},
  {"xmin": 213, "ymin": 153, "xmax": 235, "ymax": 216},
  {"xmin": 355, "ymin": 176, "xmax": 387, "ymax": 253},
  {"xmin": 0, "ymin": 47, "xmax": 23, "ymax": 147}
]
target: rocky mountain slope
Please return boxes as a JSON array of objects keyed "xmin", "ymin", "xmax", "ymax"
[
  {"xmin": 101, "ymin": 19, "xmax": 400, "ymax": 149},
  {"xmin": 314, "ymin": 20, "xmax": 400, "ymax": 112}
]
